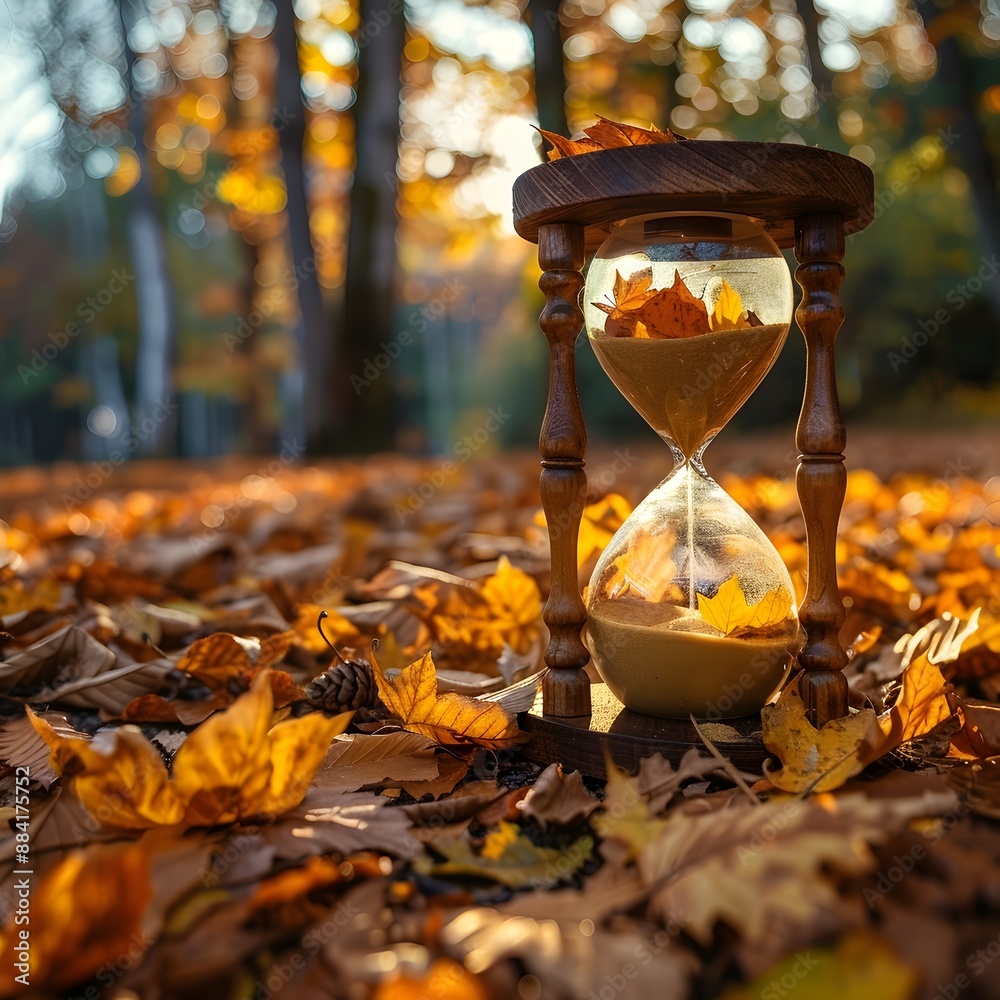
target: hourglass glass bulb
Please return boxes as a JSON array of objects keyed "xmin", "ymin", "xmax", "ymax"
[{"xmin": 582, "ymin": 212, "xmax": 801, "ymax": 720}]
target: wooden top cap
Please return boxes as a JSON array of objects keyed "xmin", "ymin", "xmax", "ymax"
[{"xmin": 512, "ymin": 141, "xmax": 875, "ymax": 251}]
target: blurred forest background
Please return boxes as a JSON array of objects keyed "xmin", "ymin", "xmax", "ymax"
[{"xmin": 1, "ymin": 0, "xmax": 999, "ymax": 466}]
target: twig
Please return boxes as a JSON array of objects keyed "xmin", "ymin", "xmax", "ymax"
[{"xmin": 689, "ymin": 714, "xmax": 760, "ymax": 805}]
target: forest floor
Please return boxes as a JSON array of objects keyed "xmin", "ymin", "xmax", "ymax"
[{"xmin": 1, "ymin": 428, "xmax": 999, "ymax": 1000}]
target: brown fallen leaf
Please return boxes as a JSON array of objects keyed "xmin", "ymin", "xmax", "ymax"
[
  {"xmin": 312, "ymin": 732, "xmax": 441, "ymax": 793},
  {"xmin": 535, "ymin": 115, "xmax": 684, "ymax": 161},
  {"xmin": 0, "ymin": 624, "xmax": 113, "ymax": 691},
  {"xmin": 0, "ymin": 711, "xmax": 88, "ymax": 789},
  {"xmin": 372, "ymin": 649, "xmax": 523, "ymax": 750},
  {"xmin": 262, "ymin": 788, "xmax": 420, "ymax": 860},
  {"xmin": 639, "ymin": 790, "xmax": 957, "ymax": 974},
  {"xmin": 516, "ymin": 763, "xmax": 599, "ymax": 829}
]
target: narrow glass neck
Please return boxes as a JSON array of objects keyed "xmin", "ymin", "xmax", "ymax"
[{"xmin": 666, "ymin": 436, "xmax": 712, "ymax": 478}]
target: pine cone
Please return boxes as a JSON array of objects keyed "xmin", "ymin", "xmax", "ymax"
[{"xmin": 306, "ymin": 659, "xmax": 380, "ymax": 713}]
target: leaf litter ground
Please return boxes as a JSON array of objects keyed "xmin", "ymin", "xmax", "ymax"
[{"xmin": 1, "ymin": 434, "xmax": 1000, "ymax": 1000}]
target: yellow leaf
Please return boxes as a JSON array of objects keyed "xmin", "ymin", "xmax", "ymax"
[
  {"xmin": 0, "ymin": 842, "xmax": 151, "ymax": 996},
  {"xmin": 480, "ymin": 819, "xmax": 521, "ymax": 860},
  {"xmin": 478, "ymin": 556, "xmax": 542, "ymax": 655},
  {"xmin": 29, "ymin": 712, "xmax": 184, "ymax": 829},
  {"xmin": 708, "ymin": 279, "xmax": 750, "ymax": 332},
  {"xmin": 32, "ymin": 672, "xmax": 351, "ymax": 829},
  {"xmin": 171, "ymin": 672, "xmax": 351, "ymax": 825},
  {"xmin": 697, "ymin": 575, "xmax": 793, "ymax": 636},
  {"xmin": 372, "ymin": 650, "xmax": 522, "ymax": 749},
  {"xmin": 761, "ymin": 685, "xmax": 881, "ymax": 793},
  {"xmin": 264, "ymin": 710, "xmax": 353, "ymax": 816},
  {"xmin": 536, "ymin": 492, "xmax": 633, "ymax": 568},
  {"xmin": 0, "ymin": 575, "xmax": 63, "ymax": 616},
  {"xmin": 860, "ymin": 653, "xmax": 955, "ymax": 767},
  {"xmin": 170, "ymin": 673, "xmax": 276, "ymax": 825},
  {"xmin": 429, "ymin": 557, "xmax": 542, "ymax": 660}
]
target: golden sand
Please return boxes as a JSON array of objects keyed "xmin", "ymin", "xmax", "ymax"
[
  {"xmin": 590, "ymin": 323, "xmax": 788, "ymax": 457},
  {"xmin": 586, "ymin": 598, "xmax": 799, "ymax": 719}
]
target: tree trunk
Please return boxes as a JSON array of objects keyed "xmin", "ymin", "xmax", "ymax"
[
  {"xmin": 927, "ymin": 26, "xmax": 1000, "ymax": 317},
  {"xmin": 272, "ymin": 0, "xmax": 335, "ymax": 454},
  {"xmin": 794, "ymin": 0, "xmax": 837, "ymax": 132},
  {"xmin": 119, "ymin": 0, "xmax": 178, "ymax": 456},
  {"xmin": 332, "ymin": 0, "xmax": 405, "ymax": 453},
  {"xmin": 528, "ymin": 0, "xmax": 568, "ymax": 136}
]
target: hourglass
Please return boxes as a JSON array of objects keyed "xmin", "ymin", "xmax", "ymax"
[
  {"xmin": 513, "ymin": 140, "xmax": 874, "ymax": 772},
  {"xmin": 584, "ymin": 212, "xmax": 800, "ymax": 719}
]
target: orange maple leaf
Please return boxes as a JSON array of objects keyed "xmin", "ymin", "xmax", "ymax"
[{"xmin": 372, "ymin": 649, "xmax": 523, "ymax": 749}]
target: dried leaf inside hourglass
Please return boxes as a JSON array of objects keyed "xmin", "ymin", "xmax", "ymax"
[{"xmin": 583, "ymin": 212, "xmax": 804, "ymax": 720}]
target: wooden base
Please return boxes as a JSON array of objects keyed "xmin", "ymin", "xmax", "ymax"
[{"xmin": 519, "ymin": 682, "xmax": 768, "ymax": 777}]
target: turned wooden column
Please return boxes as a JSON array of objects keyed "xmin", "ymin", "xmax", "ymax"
[
  {"xmin": 537, "ymin": 222, "xmax": 591, "ymax": 718},
  {"xmin": 794, "ymin": 214, "xmax": 850, "ymax": 727}
]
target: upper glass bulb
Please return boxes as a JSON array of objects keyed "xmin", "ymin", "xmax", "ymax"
[{"xmin": 584, "ymin": 212, "xmax": 794, "ymax": 461}]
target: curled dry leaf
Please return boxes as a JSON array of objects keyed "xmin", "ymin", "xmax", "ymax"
[
  {"xmin": 536, "ymin": 114, "xmax": 684, "ymax": 161},
  {"xmin": 372, "ymin": 649, "xmax": 523, "ymax": 750},
  {"xmin": 517, "ymin": 763, "xmax": 599, "ymax": 829},
  {"xmin": 0, "ymin": 711, "xmax": 88, "ymax": 789},
  {"xmin": 0, "ymin": 624, "xmax": 114, "ymax": 692},
  {"xmin": 30, "ymin": 671, "xmax": 351, "ymax": 829}
]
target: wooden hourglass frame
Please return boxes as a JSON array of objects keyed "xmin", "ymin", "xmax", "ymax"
[{"xmin": 513, "ymin": 142, "xmax": 874, "ymax": 774}]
